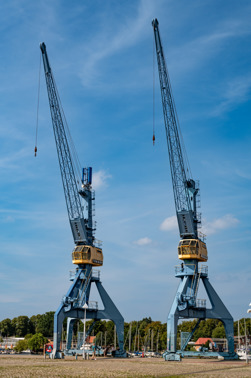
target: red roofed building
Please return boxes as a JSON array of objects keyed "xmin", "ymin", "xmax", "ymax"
[{"xmin": 194, "ymin": 338, "xmax": 213, "ymax": 351}]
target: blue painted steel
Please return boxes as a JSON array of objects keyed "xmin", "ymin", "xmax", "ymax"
[
  {"xmin": 52, "ymin": 266, "xmax": 125, "ymax": 358},
  {"xmin": 40, "ymin": 42, "xmax": 125, "ymax": 359},
  {"xmin": 82, "ymin": 167, "xmax": 92, "ymax": 186},
  {"xmin": 166, "ymin": 263, "xmax": 237, "ymax": 358},
  {"xmin": 40, "ymin": 42, "xmax": 93, "ymax": 246},
  {"xmin": 152, "ymin": 20, "xmax": 237, "ymax": 359},
  {"xmin": 152, "ymin": 20, "xmax": 199, "ymax": 240},
  {"xmin": 88, "ymin": 167, "xmax": 92, "ymax": 185}
]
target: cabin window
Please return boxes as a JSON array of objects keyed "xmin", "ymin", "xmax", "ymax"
[{"xmin": 182, "ymin": 240, "xmax": 190, "ymax": 245}]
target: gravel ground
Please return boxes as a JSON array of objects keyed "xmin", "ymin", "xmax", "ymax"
[{"xmin": 0, "ymin": 355, "xmax": 250, "ymax": 377}]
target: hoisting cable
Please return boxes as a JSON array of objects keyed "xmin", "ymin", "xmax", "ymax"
[
  {"xmin": 53, "ymin": 72, "xmax": 82, "ymax": 186},
  {"xmin": 34, "ymin": 52, "xmax": 42, "ymax": 157},
  {"xmin": 166, "ymin": 66, "xmax": 193, "ymax": 180},
  {"xmin": 153, "ymin": 32, "xmax": 155, "ymax": 146}
]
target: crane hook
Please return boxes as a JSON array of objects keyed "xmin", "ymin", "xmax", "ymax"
[
  {"xmin": 153, "ymin": 133, "xmax": 155, "ymax": 146},
  {"xmin": 34, "ymin": 146, "xmax": 37, "ymax": 157}
]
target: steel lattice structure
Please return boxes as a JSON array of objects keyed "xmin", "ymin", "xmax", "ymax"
[
  {"xmin": 152, "ymin": 18, "xmax": 237, "ymax": 361},
  {"xmin": 40, "ymin": 42, "xmax": 125, "ymax": 359}
]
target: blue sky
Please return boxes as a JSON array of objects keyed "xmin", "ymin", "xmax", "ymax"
[{"xmin": 0, "ymin": 0, "xmax": 250, "ymax": 323}]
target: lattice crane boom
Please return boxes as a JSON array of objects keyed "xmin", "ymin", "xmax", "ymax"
[
  {"xmin": 152, "ymin": 19, "xmax": 207, "ymax": 261},
  {"xmin": 39, "ymin": 43, "xmax": 126, "ymax": 360},
  {"xmin": 40, "ymin": 42, "xmax": 97, "ymax": 254},
  {"xmin": 152, "ymin": 20, "xmax": 236, "ymax": 360}
]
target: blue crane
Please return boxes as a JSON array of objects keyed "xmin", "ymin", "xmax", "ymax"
[
  {"xmin": 152, "ymin": 19, "xmax": 237, "ymax": 360},
  {"xmin": 40, "ymin": 43, "xmax": 125, "ymax": 358},
  {"xmin": 40, "ymin": 42, "xmax": 96, "ymax": 253}
]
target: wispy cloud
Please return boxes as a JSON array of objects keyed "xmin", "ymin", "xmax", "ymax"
[
  {"xmin": 160, "ymin": 215, "xmax": 178, "ymax": 232},
  {"xmin": 0, "ymin": 148, "xmax": 30, "ymax": 170},
  {"xmin": 211, "ymin": 74, "xmax": 251, "ymax": 116},
  {"xmin": 134, "ymin": 237, "xmax": 152, "ymax": 246},
  {"xmin": 0, "ymin": 295, "xmax": 21, "ymax": 304},
  {"xmin": 235, "ymin": 168, "xmax": 251, "ymax": 180},
  {"xmin": 92, "ymin": 170, "xmax": 111, "ymax": 190},
  {"xmin": 171, "ymin": 15, "xmax": 251, "ymax": 75},
  {"xmin": 160, "ymin": 214, "xmax": 239, "ymax": 236},
  {"xmin": 201, "ymin": 214, "xmax": 239, "ymax": 235},
  {"xmin": 78, "ymin": 0, "xmax": 156, "ymax": 88}
]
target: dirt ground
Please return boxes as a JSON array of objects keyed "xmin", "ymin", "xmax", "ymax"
[{"xmin": 0, "ymin": 354, "xmax": 250, "ymax": 378}]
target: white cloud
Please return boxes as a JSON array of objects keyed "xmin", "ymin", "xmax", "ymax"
[
  {"xmin": 92, "ymin": 170, "xmax": 111, "ymax": 190},
  {"xmin": 201, "ymin": 214, "xmax": 239, "ymax": 235},
  {"xmin": 134, "ymin": 237, "xmax": 152, "ymax": 246},
  {"xmin": 160, "ymin": 216, "xmax": 178, "ymax": 232},
  {"xmin": 79, "ymin": 0, "xmax": 156, "ymax": 88},
  {"xmin": 160, "ymin": 214, "xmax": 239, "ymax": 236},
  {"xmin": 171, "ymin": 15, "xmax": 251, "ymax": 75},
  {"xmin": 0, "ymin": 295, "xmax": 20, "ymax": 304},
  {"xmin": 211, "ymin": 74, "xmax": 251, "ymax": 116}
]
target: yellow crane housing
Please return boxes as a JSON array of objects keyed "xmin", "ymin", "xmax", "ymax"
[
  {"xmin": 178, "ymin": 239, "xmax": 208, "ymax": 262},
  {"xmin": 72, "ymin": 245, "xmax": 103, "ymax": 266}
]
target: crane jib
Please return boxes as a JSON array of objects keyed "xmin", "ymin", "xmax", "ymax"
[
  {"xmin": 152, "ymin": 19, "xmax": 200, "ymax": 241},
  {"xmin": 40, "ymin": 42, "xmax": 94, "ymax": 247}
]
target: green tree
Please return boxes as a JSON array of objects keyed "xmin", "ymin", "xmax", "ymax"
[
  {"xmin": 36, "ymin": 312, "xmax": 55, "ymax": 337},
  {"xmin": 212, "ymin": 325, "xmax": 225, "ymax": 338},
  {"xmin": 27, "ymin": 333, "xmax": 48, "ymax": 353},
  {"xmin": 25, "ymin": 333, "xmax": 33, "ymax": 340},
  {"xmin": 13, "ymin": 316, "xmax": 32, "ymax": 337},
  {"xmin": 0, "ymin": 318, "xmax": 13, "ymax": 337},
  {"xmin": 30, "ymin": 314, "xmax": 41, "ymax": 334},
  {"xmin": 204, "ymin": 340, "xmax": 211, "ymax": 349},
  {"xmin": 14, "ymin": 339, "xmax": 28, "ymax": 353},
  {"xmin": 11, "ymin": 318, "xmax": 17, "ymax": 335}
]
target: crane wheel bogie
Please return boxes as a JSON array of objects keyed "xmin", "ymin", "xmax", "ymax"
[
  {"xmin": 178, "ymin": 239, "xmax": 208, "ymax": 262},
  {"xmin": 72, "ymin": 245, "xmax": 103, "ymax": 266}
]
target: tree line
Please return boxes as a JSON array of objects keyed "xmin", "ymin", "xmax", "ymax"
[{"xmin": 0, "ymin": 312, "xmax": 250, "ymax": 352}]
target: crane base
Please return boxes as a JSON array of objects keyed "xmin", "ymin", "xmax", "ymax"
[
  {"xmin": 167, "ymin": 260, "xmax": 236, "ymax": 358},
  {"xmin": 52, "ymin": 265, "xmax": 126, "ymax": 359},
  {"xmin": 163, "ymin": 351, "xmax": 181, "ymax": 361}
]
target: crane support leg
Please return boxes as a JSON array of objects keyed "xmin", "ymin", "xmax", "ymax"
[
  {"xmin": 203, "ymin": 277, "xmax": 235, "ymax": 355},
  {"xmin": 52, "ymin": 267, "xmax": 126, "ymax": 358},
  {"xmin": 167, "ymin": 275, "xmax": 188, "ymax": 352},
  {"xmin": 66, "ymin": 318, "xmax": 76, "ymax": 350},
  {"xmin": 164, "ymin": 263, "xmax": 237, "ymax": 360},
  {"xmin": 52, "ymin": 306, "xmax": 66, "ymax": 359},
  {"xmin": 95, "ymin": 280, "xmax": 125, "ymax": 354}
]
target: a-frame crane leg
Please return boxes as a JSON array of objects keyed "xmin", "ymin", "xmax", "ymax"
[
  {"xmin": 66, "ymin": 318, "xmax": 76, "ymax": 350},
  {"xmin": 95, "ymin": 280, "xmax": 125, "ymax": 352},
  {"xmin": 203, "ymin": 277, "xmax": 235, "ymax": 354},
  {"xmin": 52, "ymin": 267, "xmax": 126, "ymax": 359},
  {"xmin": 167, "ymin": 274, "xmax": 188, "ymax": 352},
  {"xmin": 164, "ymin": 263, "xmax": 237, "ymax": 360}
]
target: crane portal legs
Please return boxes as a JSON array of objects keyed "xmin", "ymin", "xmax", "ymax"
[
  {"xmin": 51, "ymin": 266, "xmax": 126, "ymax": 359},
  {"xmin": 165, "ymin": 261, "xmax": 237, "ymax": 360}
]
